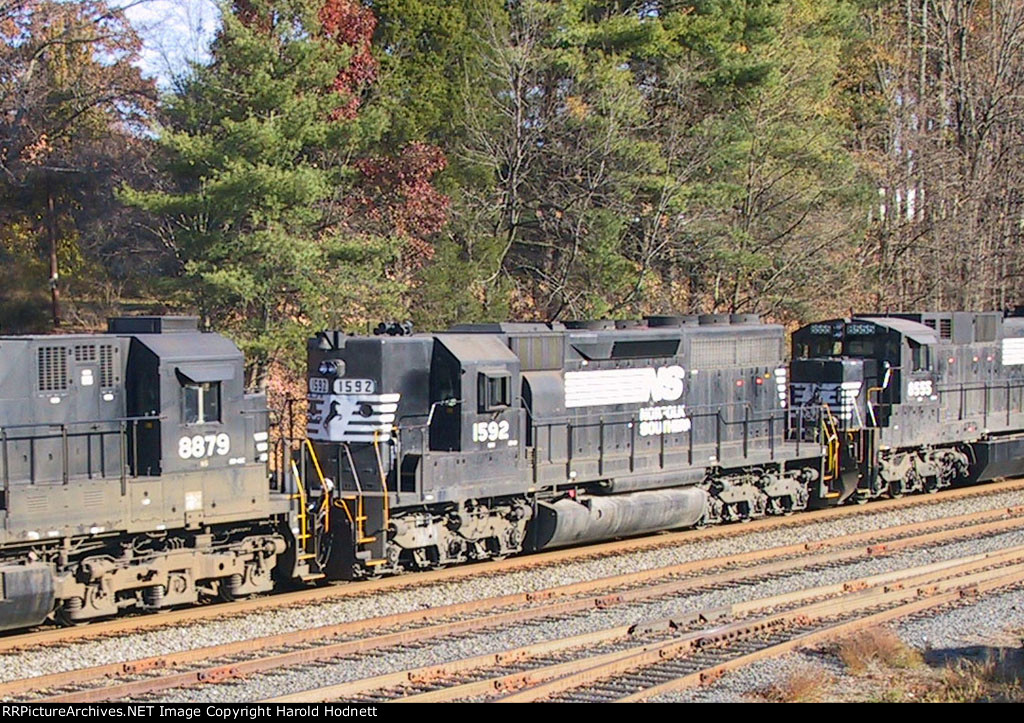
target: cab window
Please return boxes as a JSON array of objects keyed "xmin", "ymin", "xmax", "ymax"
[
  {"xmin": 910, "ymin": 342, "xmax": 931, "ymax": 372},
  {"xmin": 182, "ymin": 382, "xmax": 221, "ymax": 424},
  {"xmin": 802, "ymin": 339, "xmax": 841, "ymax": 357},
  {"xmin": 845, "ymin": 339, "xmax": 875, "ymax": 356},
  {"xmin": 478, "ymin": 372, "xmax": 511, "ymax": 412}
]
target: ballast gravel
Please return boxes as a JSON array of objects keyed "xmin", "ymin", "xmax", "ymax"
[
  {"xmin": 140, "ymin": 527, "xmax": 1024, "ymax": 702},
  {"xmin": 651, "ymin": 585, "xmax": 1024, "ymax": 696},
  {"xmin": 1, "ymin": 486, "xmax": 1023, "ymax": 699},
  {"xmin": 651, "ymin": 588, "xmax": 1024, "ymax": 703}
]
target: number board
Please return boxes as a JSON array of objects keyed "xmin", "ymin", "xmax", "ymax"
[{"xmin": 332, "ymin": 378, "xmax": 376, "ymax": 394}]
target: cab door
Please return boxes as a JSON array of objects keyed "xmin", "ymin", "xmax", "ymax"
[{"xmin": 125, "ymin": 339, "xmax": 162, "ymax": 476}]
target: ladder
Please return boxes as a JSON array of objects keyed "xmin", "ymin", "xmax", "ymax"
[{"xmin": 820, "ymin": 403, "xmax": 841, "ymax": 489}]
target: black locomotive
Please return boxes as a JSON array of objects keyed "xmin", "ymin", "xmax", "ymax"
[
  {"xmin": 0, "ymin": 317, "xmax": 310, "ymax": 632},
  {"xmin": 1, "ymin": 310, "xmax": 1023, "ymax": 631}
]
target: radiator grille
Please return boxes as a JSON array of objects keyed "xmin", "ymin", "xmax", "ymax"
[
  {"xmin": 692, "ymin": 337, "xmax": 781, "ymax": 369},
  {"xmin": 37, "ymin": 346, "xmax": 68, "ymax": 392},
  {"xmin": 73, "ymin": 344, "xmax": 97, "ymax": 362},
  {"xmin": 99, "ymin": 345, "xmax": 115, "ymax": 387}
]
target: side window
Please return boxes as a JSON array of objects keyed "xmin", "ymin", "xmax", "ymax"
[
  {"xmin": 478, "ymin": 372, "xmax": 511, "ymax": 412},
  {"xmin": 181, "ymin": 382, "xmax": 221, "ymax": 424},
  {"xmin": 910, "ymin": 342, "xmax": 931, "ymax": 372}
]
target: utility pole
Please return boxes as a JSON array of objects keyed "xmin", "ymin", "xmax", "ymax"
[{"xmin": 46, "ymin": 181, "xmax": 60, "ymax": 328}]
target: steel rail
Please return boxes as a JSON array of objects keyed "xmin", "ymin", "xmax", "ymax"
[
  {"xmin": 498, "ymin": 563, "xmax": 1024, "ymax": 702},
  {"xmin": 3, "ymin": 478, "xmax": 1021, "ymax": 655},
  {"xmin": 20, "ymin": 510, "xmax": 1024, "ymax": 703},
  {"xmin": 267, "ymin": 545, "xmax": 1024, "ymax": 703},
  {"xmin": 615, "ymin": 568, "xmax": 1024, "ymax": 702}
]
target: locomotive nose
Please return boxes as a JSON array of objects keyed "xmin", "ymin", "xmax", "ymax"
[{"xmin": 790, "ymin": 357, "xmax": 868, "ymax": 430}]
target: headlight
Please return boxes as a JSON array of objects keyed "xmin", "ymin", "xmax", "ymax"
[{"xmin": 318, "ymin": 360, "xmax": 338, "ymax": 376}]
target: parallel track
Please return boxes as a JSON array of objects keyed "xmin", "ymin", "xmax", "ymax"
[
  {"xmin": 6, "ymin": 502, "xmax": 1024, "ymax": 702},
  {"xmin": 2, "ymin": 478, "xmax": 1023, "ymax": 655},
  {"xmin": 269, "ymin": 547, "xmax": 1024, "ymax": 703}
]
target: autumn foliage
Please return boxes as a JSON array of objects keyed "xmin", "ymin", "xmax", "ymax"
[
  {"xmin": 229, "ymin": 0, "xmax": 451, "ymax": 274},
  {"xmin": 352, "ymin": 143, "xmax": 450, "ymax": 264},
  {"xmin": 319, "ymin": 0, "xmax": 378, "ymax": 119}
]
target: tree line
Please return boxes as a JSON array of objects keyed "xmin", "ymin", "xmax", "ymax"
[{"xmin": 1, "ymin": 0, "xmax": 1023, "ymax": 388}]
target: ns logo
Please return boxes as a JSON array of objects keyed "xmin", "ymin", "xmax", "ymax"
[{"xmin": 643, "ymin": 365, "xmax": 686, "ymax": 402}]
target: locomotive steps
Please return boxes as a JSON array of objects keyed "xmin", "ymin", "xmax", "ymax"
[{"xmin": 5, "ymin": 498, "xmax": 1024, "ymax": 703}]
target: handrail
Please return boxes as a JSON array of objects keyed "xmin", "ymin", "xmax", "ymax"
[
  {"xmin": 0, "ymin": 416, "xmax": 166, "ymax": 489},
  {"xmin": 819, "ymin": 403, "xmax": 840, "ymax": 482},
  {"xmin": 372, "ymin": 430, "xmax": 391, "ymax": 534},
  {"xmin": 302, "ymin": 439, "xmax": 331, "ymax": 535},
  {"xmin": 289, "ymin": 458, "xmax": 310, "ymax": 553},
  {"xmin": 0, "ymin": 414, "xmax": 162, "ymax": 432}
]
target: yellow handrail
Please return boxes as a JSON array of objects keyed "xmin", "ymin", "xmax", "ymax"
[
  {"xmin": 303, "ymin": 438, "xmax": 337, "ymax": 532},
  {"xmin": 289, "ymin": 459, "xmax": 311, "ymax": 557},
  {"xmin": 820, "ymin": 403, "xmax": 840, "ymax": 482}
]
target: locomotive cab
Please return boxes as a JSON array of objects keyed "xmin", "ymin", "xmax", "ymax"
[
  {"xmin": 306, "ymin": 330, "xmax": 530, "ymax": 577},
  {"xmin": 791, "ymin": 312, "xmax": 1024, "ymax": 502},
  {"xmin": 791, "ymin": 318, "xmax": 941, "ymax": 432}
]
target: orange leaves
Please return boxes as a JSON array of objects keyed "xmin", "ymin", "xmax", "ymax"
[
  {"xmin": 350, "ymin": 142, "xmax": 450, "ymax": 265},
  {"xmin": 319, "ymin": 0, "xmax": 378, "ymax": 119}
]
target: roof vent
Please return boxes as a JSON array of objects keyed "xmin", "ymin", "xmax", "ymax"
[
  {"xmin": 645, "ymin": 315, "xmax": 698, "ymax": 327},
  {"xmin": 729, "ymin": 314, "xmax": 760, "ymax": 325},
  {"xmin": 565, "ymin": 320, "xmax": 615, "ymax": 331}
]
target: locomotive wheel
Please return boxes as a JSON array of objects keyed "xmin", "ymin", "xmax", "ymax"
[
  {"xmin": 54, "ymin": 597, "xmax": 88, "ymax": 627},
  {"xmin": 888, "ymin": 480, "xmax": 904, "ymax": 498},
  {"xmin": 218, "ymin": 574, "xmax": 244, "ymax": 603},
  {"xmin": 357, "ymin": 564, "xmax": 384, "ymax": 580}
]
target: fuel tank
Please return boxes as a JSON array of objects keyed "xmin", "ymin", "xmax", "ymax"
[
  {"xmin": 530, "ymin": 487, "xmax": 708, "ymax": 550},
  {"xmin": 0, "ymin": 562, "xmax": 54, "ymax": 632}
]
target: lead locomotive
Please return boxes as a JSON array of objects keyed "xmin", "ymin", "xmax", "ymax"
[{"xmin": 0, "ymin": 317, "xmax": 309, "ymax": 631}]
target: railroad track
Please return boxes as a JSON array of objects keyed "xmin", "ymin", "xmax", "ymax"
[
  {"xmin": 267, "ymin": 547, "xmax": 1024, "ymax": 703},
  {"xmin": 2, "ymin": 477, "xmax": 1023, "ymax": 655},
  {"xmin": 5, "ymin": 502, "xmax": 1024, "ymax": 702}
]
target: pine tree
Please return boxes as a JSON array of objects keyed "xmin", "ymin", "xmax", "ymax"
[{"xmin": 123, "ymin": 0, "xmax": 403, "ymax": 386}]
